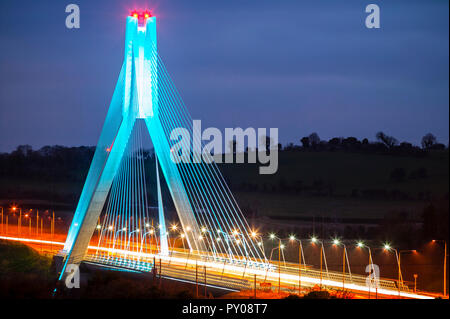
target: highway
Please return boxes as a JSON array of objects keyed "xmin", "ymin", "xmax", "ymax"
[{"xmin": 0, "ymin": 234, "xmax": 439, "ymax": 299}]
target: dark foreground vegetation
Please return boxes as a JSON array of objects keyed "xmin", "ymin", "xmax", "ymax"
[
  {"xmin": 0, "ymin": 240, "xmax": 56, "ymax": 298},
  {"xmin": 0, "ymin": 240, "xmax": 197, "ymax": 299}
]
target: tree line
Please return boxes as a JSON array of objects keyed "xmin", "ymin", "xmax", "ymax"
[
  {"xmin": 286, "ymin": 131, "xmax": 447, "ymax": 153},
  {"xmin": 0, "ymin": 132, "xmax": 446, "ymax": 182}
]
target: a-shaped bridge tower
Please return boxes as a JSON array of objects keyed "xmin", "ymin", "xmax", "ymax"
[{"xmin": 59, "ymin": 12, "xmax": 264, "ymax": 279}]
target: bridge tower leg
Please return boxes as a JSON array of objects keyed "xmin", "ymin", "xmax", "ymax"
[{"xmin": 58, "ymin": 15, "xmax": 205, "ymax": 281}]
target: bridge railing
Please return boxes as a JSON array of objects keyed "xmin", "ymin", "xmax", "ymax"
[
  {"xmin": 84, "ymin": 252, "xmax": 409, "ymax": 294},
  {"xmin": 84, "ymin": 253, "xmax": 251, "ymax": 291},
  {"xmin": 278, "ymin": 263, "xmax": 409, "ymax": 292}
]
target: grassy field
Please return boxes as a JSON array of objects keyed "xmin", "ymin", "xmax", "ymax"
[
  {"xmin": 220, "ymin": 150, "xmax": 448, "ymax": 219},
  {"xmin": 0, "ymin": 150, "xmax": 447, "ymax": 220},
  {"xmin": 0, "ymin": 240, "xmax": 56, "ymax": 298},
  {"xmin": 234, "ymin": 192, "xmax": 424, "ymax": 218},
  {"xmin": 221, "ymin": 150, "xmax": 449, "ymax": 195}
]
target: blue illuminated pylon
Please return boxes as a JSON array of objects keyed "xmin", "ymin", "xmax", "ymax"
[
  {"xmin": 60, "ymin": 15, "xmax": 205, "ymax": 276},
  {"xmin": 60, "ymin": 13, "xmax": 266, "ymax": 280},
  {"xmin": 155, "ymin": 155, "xmax": 169, "ymax": 256}
]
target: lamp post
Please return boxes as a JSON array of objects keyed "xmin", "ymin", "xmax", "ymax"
[
  {"xmin": 331, "ymin": 238, "xmax": 350, "ymax": 290},
  {"xmin": 26, "ymin": 212, "xmax": 31, "ymax": 236},
  {"xmin": 311, "ymin": 236, "xmax": 328, "ymax": 290},
  {"xmin": 51, "ymin": 211, "xmax": 55, "ymax": 239},
  {"xmin": 140, "ymin": 226, "xmax": 156, "ymax": 256},
  {"xmin": 383, "ymin": 244, "xmax": 401, "ymax": 296},
  {"xmin": 267, "ymin": 243, "xmax": 284, "ymax": 294},
  {"xmin": 231, "ymin": 229, "xmax": 251, "ymax": 265},
  {"xmin": 198, "ymin": 226, "xmax": 220, "ymax": 260},
  {"xmin": 251, "ymin": 231, "xmax": 268, "ymax": 265},
  {"xmin": 269, "ymin": 234, "xmax": 286, "ymax": 266},
  {"xmin": 384, "ymin": 244, "xmax": 415, "ymax": 297},
  {"xmin": 12, "ymin": 206, "xmax": 21, "ymax": 235},
  {"xmin": 169, "ymin": 224, "xmax": 178, "ymax": 249},
  {"xmin": 0, "ymin": 206, "xmax": 3, "ymax": 234},
  {"xmin": 36, "ymin": 210, "xmax": 39, "ymax": 237},
  {"xmin": 432, "ymin": 240, "xmax": 447, "ymax": 297},
  {"xmin": 111, "ymin": 227, "xmax": 127, "ymax": 257},
  {"xmin": 357, "ymin": 241, "xmax": 378, "ymax": 298},
  {"xmin": 169, "ymin": 235, "xmax": 184, "ymax": 266},
  {"xmin": 269, "ymin": 233, "xmax": 287, "ymax": 294},
  {"xmin": 413, "ymin": 274, "xmax": 418, "ymax": 293},
  {"xmin": 289, "ymin": 235, "xmax": 305, "ymax": 295},
  {"xmin": 126, "ymin": 229, "xmax": 141, "ymax": 256}
]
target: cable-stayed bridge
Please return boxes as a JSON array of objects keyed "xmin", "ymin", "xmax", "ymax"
[
  {"xmin": 46, "ymin": 12, "xmax": 434, "ymax": 299},
  {"xmin": 60, "ymin": 11, "xmax": 264, "ymax": 279}
]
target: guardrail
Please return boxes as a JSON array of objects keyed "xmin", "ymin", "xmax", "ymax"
[
  {"xmin": 84, "ymin": 253, "xmax": 251, "ymax": 291},
  {"xmin": 84, "ymin": 252, "xmax": 410, "ymax": 295}
]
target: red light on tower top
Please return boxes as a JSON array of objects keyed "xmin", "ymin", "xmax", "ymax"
[
  {"xmin": 130, "ymin": 10, "xmax": 152, "ymax": 19},
  {"xmin": 130, "ymin": 10, "xmax": 153, "ymax": 27}
]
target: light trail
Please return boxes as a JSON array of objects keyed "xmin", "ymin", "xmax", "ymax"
[{"xmin": 0, "ymin": 235, "xmax": 435, "ymax": 299}]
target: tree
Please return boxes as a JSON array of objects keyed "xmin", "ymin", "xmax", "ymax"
[
  {"xmin": 421, "ymin": 133, "xmax": 437, "ymax": 149},
  {"xmin": 300, "ymin": 137, "xmax": 310, "ymax": 148},
  {"xmin": 376, "ymin": 132, "xmax": 398, "ymax": 148},
  {"xmin": 328, "ymin": 137, "xmax": 342, "ymax": 146},
  {"xmin": 261, "ymin": 135, "xmax": 272, "ymax": 150},
  {"xmin": 309, "ymin": 133, "xmax": 321, "ymax": 147},
  {"xmin": 13, "ymin": 145, "xmax": 33, "ymax": 157},
  {"xmin": 228, "ymin": 139, "xmax": 237, "ymax": 154},
  {"xmin": 259, "ymin": 135, "xmax": 273, "ymax": 154}
]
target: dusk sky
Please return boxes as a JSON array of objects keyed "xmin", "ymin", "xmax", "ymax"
[{"xmin": 0, "ymin": 0, "xmax": 448, "ymax": 152}]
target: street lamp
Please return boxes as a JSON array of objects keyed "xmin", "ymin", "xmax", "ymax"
[
  {"xmin": 289, "ymin": 235, "xmax": 306, "ymax": 294},
  {"xmin": 356, "ymin": 241, "xmax": 378, "ymax": 298},
  {"xmin": 250, "ymin": 230, "xmax": 268, "ymax": 265},
  {"xmin": 126, "ymin": 228, "xmax": 140, "ymax": 253},
  {"xmin": 140, "ymin": 226, "xmax": 157, "ymax": 256},
  {"xmin": 25, "ymin": 212, "xmax": 32, "ymax": 236},
  {"xmin": 268, "ymin": 244, "xmax": 285, "ymax": 294},
  {"xmin": 332, "ymin": 238, "xmax": 351, "ymax": 290},
  {"xmin": 432, "ymin": 240, "xmax": 447, "ymax": 297},
  {"xmin": 230, "ymin": 230, "xmax": 251, "ymax": 263},
  {"xmin": 383, "ymin": 243, "xmax": 401, "ymax": 294},
  {"xmin": 269, "ymin": 234, "xmax": 286, "ymax": 267},
  {"xmin": 384, "ymin": 243, "xmax": 415, "ymax": 295},
  {"xmin": 111, "ymin": 227, "xmax": 127, "ymax": 256},
  {"xmin": 310, "ymin": 236, "xmax": 328, "ymax": 290},
  {"xmin": 413, "ymin": 274, "xmax": 418, "ymax": 293},
  {"xmin": 0, "ymin": 206, "xmax": 3, "ymax": 234},
  {"xmin": 168, "ymin": 234, "xmax": 185, "ymax": 266},
  {"xmin": 12, "ymin": 206, "xmax": 22, "ymax": 235}
]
